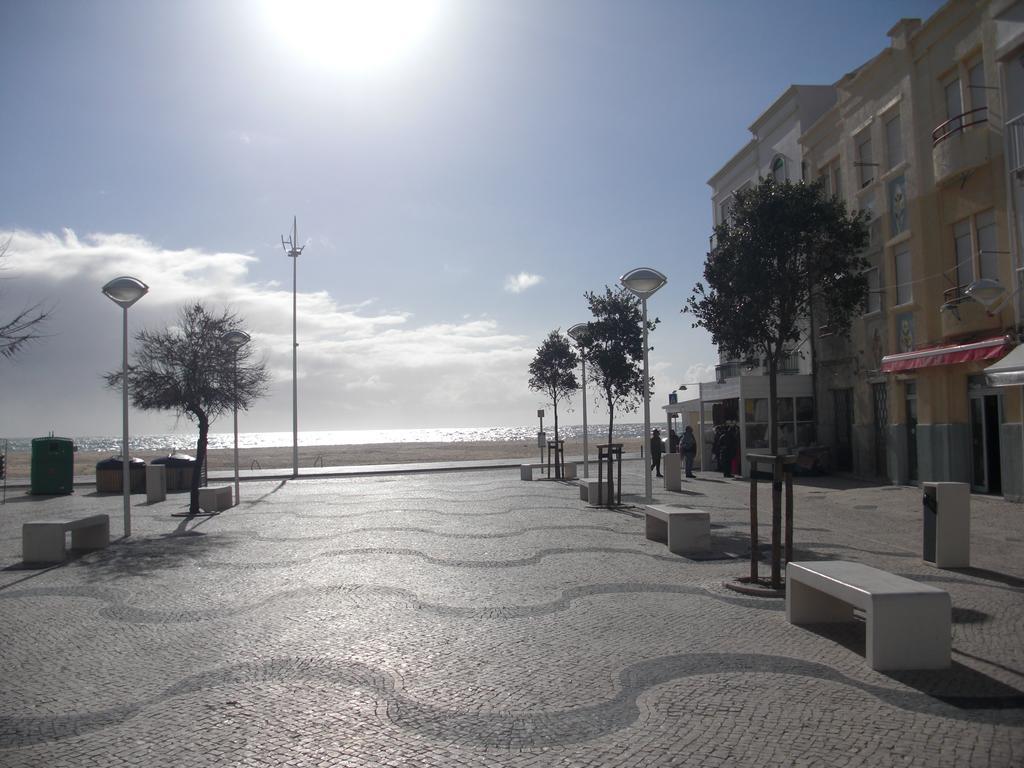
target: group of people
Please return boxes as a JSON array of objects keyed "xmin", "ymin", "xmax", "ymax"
[
  {"xmin": 649, "ymin": 425, "xmax": 698, "ymax": 479},
  {"xmin": 649, "ymin": 422, "xmax": 740, "ymax": 480}
]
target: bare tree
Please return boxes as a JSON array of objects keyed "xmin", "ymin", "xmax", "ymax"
[
  {"xmin": 0, "ymin": 238, "xmax": 50, "ymax": 360},
  {"xmin": 106, "ymin": 303, "xmax": 269, "ymax": 515}
]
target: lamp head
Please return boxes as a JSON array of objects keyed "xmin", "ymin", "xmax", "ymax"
[
  {"xmin": 101, "ymin": 276, "xmax": 149, "ymax": 309},
  {"xmin": 567, "ymin": 323, "xmax": 589, "ymax": 345},
  {"xmin": 222, "ymin": 330, "xmax": 251, "ymax": 350},
  {"xmin": 619, "ymin": 267, "xmax": 667, "ymax": 300}
]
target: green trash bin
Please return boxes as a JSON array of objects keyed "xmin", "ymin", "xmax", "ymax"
[{"xmin": 30, "ymin": 436, "xmax": 75, "ymax": 495}]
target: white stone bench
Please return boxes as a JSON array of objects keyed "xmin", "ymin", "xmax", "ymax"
[
  {"xmin": 23, "ymin": 514, "xmax": 110, "ymax": 564},
  {"xmin": 786, "ymin": 560, "xmax": 951, "ymax": 671},
  {"xmin": 644, "ymin": 505, "xmax": 710, "ymax": 555},
  {"xmin": 580, "ymin": 479, "xmax": 603, "ymax": 504},
  {"xmin": 198, "ymin": 485, "xmax": 233, "ymax": 512},
  {"xmin": 520, "ymin": 464, "xmax": 536, "ymax": 481},
  {"xmin": 562, "ymin": 463, "xmax": 577, "ymax": 480}
]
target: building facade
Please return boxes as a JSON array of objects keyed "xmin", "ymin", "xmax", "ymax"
[{"xmin": 698, "ymin": 0, "xmax": 1024, "ymax": 500}]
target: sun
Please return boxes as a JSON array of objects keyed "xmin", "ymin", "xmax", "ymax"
[{"xmin": 262, "ymin": 0, "xmax": 448, "ymax": 76}]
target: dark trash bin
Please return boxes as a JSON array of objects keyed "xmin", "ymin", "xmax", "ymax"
[
  {"xmin": 31, "ymin": 436, "xmax": 75, "ymax": 495},
  {"xmin": 151, "ymin": 453, "xmax": 197, "ymax": 491},
  {"xmin": 95, "ymin": 456, "xmax": 146, "ymax": 494}
]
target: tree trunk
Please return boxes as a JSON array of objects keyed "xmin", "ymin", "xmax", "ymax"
[
  {"xmin": 190, "ymin": 411, "xmax": 210, "ymax": 515},
  {"xmin": 607, "ymin": 395, "xmax": 615, "ymax": 506},
  {"xmin": 767, "ymin": 354, "xmax": 782, "ymax": 588},
  {"xmin": 553, "ymin": 400, "xmax": 561, "ymax": 479}
]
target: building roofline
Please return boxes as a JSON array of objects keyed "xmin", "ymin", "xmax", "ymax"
[{"xmin": 707, "ymin": 138, "xmax": 757, "ymax": 188}]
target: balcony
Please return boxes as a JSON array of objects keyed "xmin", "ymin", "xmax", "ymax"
[
  {"xmin": 939, "ymin": 284, "xmax": 1002, "ymax": 339},
  {"xmin": 932, "ymin": 107, "xmax": 992, "ymax": 186},
  {"xmin": 715, "ymin": 352, "xmax": 800, "ymax": 381}
]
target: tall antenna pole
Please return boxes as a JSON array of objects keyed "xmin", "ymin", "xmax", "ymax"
[{"xmin": 282, "ymin": 216, "xmax": 305, "ymax": 478}]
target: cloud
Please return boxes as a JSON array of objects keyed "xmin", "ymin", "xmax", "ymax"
[
  {"xmin": 684, "ymin": 362, "xmax": 717, "ymax": 384},
  {"xmin": 503, "ymin": 272, "xmax": 543, "ymax": 294},
  {"xmin": 0, "ymin": 228, "xmax": 537, "ymax": 433}
]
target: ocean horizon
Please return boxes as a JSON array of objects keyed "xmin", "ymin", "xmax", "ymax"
[{"xmin": 3, "ymin": 423, "xmax": 651, "ymax": 454}]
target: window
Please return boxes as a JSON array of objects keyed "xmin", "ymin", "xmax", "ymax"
[
  {"xmin": 885, "ymin": 113, "xmax": 903, "ymax": 169},
  {"xmin": 857, "ymin": 134, "xmax": 874, "ymax": 187},
  {"xmin": 771, "ymin": 155, "xmax": 786, "ymax": 183},
  {"xmin": 865, "ymin": 267, "xmax": 881, "ymax": 314},
  {"xmin": 944, "ymin": 78, "xmax": 963, "ymax": 130},
  {"xmin": 968, "ymin": 61, "xmax": 986, "ymax": 112},
  {"xmin": 819, "ymin": 158, "xmax": 842, "ymax": 200},
  {"xmin": 977, "ymin": 209, "xmax": 998, "ymax": 280},
  {"xmin": 895, "ymin": 243, "xmax": 912, "ymax": 305},
  {"xmin": 953, "ymin": 210, "xmax": 1000, "ymax": 286},
  {"xmin": 719, "ymin": 196, "xmax": 733, "ymax": 224},
  {"xmin": 954, "ymin": 219, "xmax": 973, "ymax": 287}
]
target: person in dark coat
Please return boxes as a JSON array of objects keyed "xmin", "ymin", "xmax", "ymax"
[
  {"xmin": 668, "ymin": 428, "xmax": 680, "ymax": 454},
  {"xmin": 680, "ymin": 425, "xmax": 698, "ymax": 478},
  {"xmin": 720, "ymin": 422, "xmax": 738, "ymax": 478},
  {"xmin": 650, "ymin": 428, "xmax": 664, "ymax": 477}
]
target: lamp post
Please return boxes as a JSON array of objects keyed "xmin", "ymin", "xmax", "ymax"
[
  {"xmin": 282, "ymin": 217, "xmax": 305, "ymax": 478},
  {"xmin": 221, "ymin": 330, "xmax": 251, "ymax": 506},
  {"xmin": 620, "ymin": 267, "xmax": 667, "ymax": 501},
  {"xmin": 101, "ymin": 276, "xmax": 149, "ymax": 537},
  {"xmin": 567, "ymin": 323, "xmax": 590, "ymax": 478}
]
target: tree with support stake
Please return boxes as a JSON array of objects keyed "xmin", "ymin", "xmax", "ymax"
[
  {"xmin": 685, "ymin": 177, "xmax": 869, "ymax": 589},
  {"xmin": 583, "ymin": 286, "xmax": 654, "ymax": 506},
  {"xmin": 528, "ymin": 330, "xmax": 579, "ymax": 480}
]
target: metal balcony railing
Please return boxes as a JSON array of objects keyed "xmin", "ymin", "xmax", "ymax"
[
  {"xmin": 1008, "ymin": 113, "xmax": 1024, "ymax": 176},
  {"xmin": 932, "ymin": 106, "xmax": 988, "ymax": 147}
]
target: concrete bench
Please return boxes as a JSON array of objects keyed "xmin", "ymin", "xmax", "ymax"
[
  {"xmin": 562, "ymin": 463, "xmax": 577, "ymax": 480},
  {"xmin": 786, "ymin": 560, "xmax": 951, "ymax": 671},
  {"xmin": 580, "ymin": 479, "xmax": 603, "ymax": 504},
  {"xmin": 198, "ymin": 485, "xmax": 233, "ymax": 512},
  {"xmin": 644, "ymin": 505, "xmax": 710, "ymax": 555},
  {"xmin": 520, "ymin": 464, "xmax": 536, "ymax": 481},
  {"xmin": 23, "ymin": 514, "xmax": 110, "ymax": 564}
]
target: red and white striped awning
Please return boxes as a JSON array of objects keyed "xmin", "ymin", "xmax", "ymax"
[{"xmin": 880, "ymin": 335, "xmax": 1012, "ymax": 373}]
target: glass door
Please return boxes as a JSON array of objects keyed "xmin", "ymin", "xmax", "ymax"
[{"xmin": 905, "ymin": 383, "xmax": 918, "ymax": 484}]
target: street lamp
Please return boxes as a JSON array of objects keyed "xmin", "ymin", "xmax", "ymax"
[
  {"xmin": 101, "ymin": 276, "xmax": 149, "ymax": 537},
  {"xmin": 567, "ymin": 323, "xmax": 590, "ymax": 478},
  {"xmin": 282, "ymin": 217, "xmax": 305, "ymax": 478},
  {"xmin": 620, "ymin": 267, "xmax": 667, "ymax": 501},
  {"xmin": 222, "ymin": 330, "xmax": 251, "ymax": 507}
]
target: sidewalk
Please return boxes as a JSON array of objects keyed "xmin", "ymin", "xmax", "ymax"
[{"xmin": 0, "ymin": 464, "xmax": 1021, "ymax": 766}]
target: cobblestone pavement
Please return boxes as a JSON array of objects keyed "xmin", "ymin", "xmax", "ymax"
[{"xmin": 1, "ymin": 465, "xmax": 1022, "ymax": 767}]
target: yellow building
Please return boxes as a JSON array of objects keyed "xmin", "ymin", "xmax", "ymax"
[{"xmin": 799, "ymin": 0, "xmax": 1024, "ymax": 498}]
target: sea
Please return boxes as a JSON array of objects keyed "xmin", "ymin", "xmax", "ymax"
[{"xmin": 3, "ymin": 424, "xmax": 649, "ymax": 454}]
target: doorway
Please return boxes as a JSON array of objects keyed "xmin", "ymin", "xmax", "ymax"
[
  {"xmin": 872, "ymin": 382, "xmax": 889, "ymax": 480},
  {"xmin": 969, "ymin": 392, "xmax": 1002, "ymax": 494},
  {"xmin": 905, "ymin": 382, "xmax": 918, "ymax": 484},
  {"xmin": 832, "ymin": 389, "xmax": 853, "ymax": 471}
]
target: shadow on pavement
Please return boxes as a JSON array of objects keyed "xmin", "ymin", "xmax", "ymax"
[{"xmin": 802, "ymin": 621, "xmax": 1024, "ymax": 711}]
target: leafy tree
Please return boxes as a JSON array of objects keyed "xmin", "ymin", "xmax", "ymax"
[
  {"xmin": 106, "ymin": 303, "xmax": 269, "ymax": 515},
  {"xmin": 685, "ymin": 177, "xmax": 869, "ymax": 585},
  {"xmin": 584, "ymin": 286, "xmax": 655, "ymax": 502},
  {"xmin": 527, "ymin": 330, "xmax": 579, "ymax": 478},
  {"xmin": 687, "ymin": 177, "xmax": 869, "ymax": 455},
  {"xmin": 0, "ymin": 238, "xmax": 50, "ymax": 360}
]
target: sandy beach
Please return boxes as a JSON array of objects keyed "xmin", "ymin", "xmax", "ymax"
[{"xmin": 4, "ymin": 437, "xmax": 644, "ymax": 480}]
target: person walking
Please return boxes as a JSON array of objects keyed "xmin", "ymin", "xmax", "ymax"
[
  {"xmin": 650, "ymin": 428, "xmax": 664, "ymax": 478},
  {"xmin": 680, "ymin": 425, "xmax": 697, "ymax": 478},
  {"xmin": 720, "ymin": 422, "xmax": 737, "ymax": 478}
]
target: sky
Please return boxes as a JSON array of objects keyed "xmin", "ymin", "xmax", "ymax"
[{"xmin": 0, "ymin": 0, "xmax": 945, "ymax": 438}]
